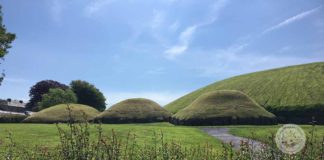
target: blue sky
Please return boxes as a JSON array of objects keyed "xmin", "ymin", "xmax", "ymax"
[{"xmin": 0, "ymin": 0, "xmax": 323, "ymax": 106}]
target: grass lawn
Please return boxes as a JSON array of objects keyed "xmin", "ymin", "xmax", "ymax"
[
  {"xmin": 1, "ymin": 123, "xmax": 323, "ymax": 152},
  {"xmin": 227, "ymin": 125, "xmax": 324, "ymax": 143},
  {"xmin": 0, "ymin": 122, "xmax": 222, "ymax": 151}
]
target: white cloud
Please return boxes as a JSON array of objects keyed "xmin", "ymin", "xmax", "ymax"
[
  {"xmin": 85, "ymin": 0, "xmax": 114, "ymax": 17},
  {"xmin": 263, "ymin": 6, "xmax": 322, "ymax": 34},
  {"xmin": 104, "ymin": 91, "xmax": 186, "ymax": 107},
  {"xmin": 169, "ymin": 21, "xmax": 180, "ymax": 32},
  {"xmin": 146, "ymin": 67, "xmax": 165, "ymax": 75},
  {"xmin": 278, "ymin": 46, "xmax": 292, "ymax": 53},
  {"xmin": 164, "ymin": 0, "xmax": 229, "ymax": 59},
  {"xmin": 164, "ymin": 25, "xmax": 197, "ymax": 59},
  {"xmin": 196, "ymin": 45, "xmax": 324, "ymax": 78},
  {"xmin": 151, "ymin": 10, "xmax": 165, "ymax": 29},
  {"xmin": 50, "ymin": 0, "xmax": 63, "ymax": 23}
]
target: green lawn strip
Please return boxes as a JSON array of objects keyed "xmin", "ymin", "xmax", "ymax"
[
  {"xmin": 0, "ymin": 123, "xmax": 223, "ymax": 151},
  {"xmin": 227, "ymin": 125, "xmax": 324, "ymax": 143}
]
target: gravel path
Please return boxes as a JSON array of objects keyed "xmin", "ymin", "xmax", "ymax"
[{"xmin": 202, "ymin": 128, "xmax": 264, "ymax": 150}]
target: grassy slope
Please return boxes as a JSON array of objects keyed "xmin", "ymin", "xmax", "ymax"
[
  {"xmin": 97, "ymin": 98, "xmax": 171, "ymax": 119},
  {"xmin": 165, "ymin": 62, "xmax": 324, "ymax": 114},
  {"xmin": 0, "ymin": 123, "xmax": 222, "ymax": 150},
  {"xmin": 228, "ymin": 125, "xmax": 324, "ymax": 143},
  {"xmin": 23, "ymin": 104, "xmax": 100, "ymax": 123},
  {"xmin": 174, "ymin": 90, "xmax": 274, "ymax": 120}
]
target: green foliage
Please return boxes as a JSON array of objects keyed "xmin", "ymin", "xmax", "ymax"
[
  {"xmin": 172, "ymin": 90, "xmax": 276, "ymax": 125},
  {"xmin": 38, "ymin": 88, "xmax": 77, "ymax": 110},
  {"xmin": 70, "ymin": 80, "xmax": 106, "ymax": 111},
  {"xmin": 23, "ymin": 104, "xmax": 100, "ymax": 123},
  {"xmin": 96, "ymin": 98, "xmax": 171, "ymax": 123},
  {"xmin": 0, "ymin": 114, "xmax": 27, "ymax": 123},
  {"xmin": 26, "ymin": 80, "xmax": 69, "ymax": 111},
  {"xmin": 165, "ymin": 62, "xmax": 324, "ymax": 123},
  {"xmin": 0, "ymin": 5, "xmax": 16, "ymax": 86}
]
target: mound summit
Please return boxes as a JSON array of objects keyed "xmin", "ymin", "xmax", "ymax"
[
  {"xmin": 96, "ymin": 98, "xmax": 171, "ymax": 123},
  {"xmin": 23, "ymin": 104, "xmax": 100, "ymax": 123},
  {"xmin": 165, "ymin": 62, "xmax": 324, "ymax": 124},
  {"xmin": 172, "ymin": 90, "xmax": 276, "ymax": 125}
]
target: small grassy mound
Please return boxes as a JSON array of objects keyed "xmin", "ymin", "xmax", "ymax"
[
  {"xmin": 0, "ymin": 113, "xmax": 27, "ymax": 123},
  {"xmin": 172, "ymin": 90, "xmax": 276, "ymax": 125},
  {"xmin": 23, "ymin": 104, "xmax": 100, "ymax": 123},
  {"xmin": 96, "ymin": 98, "xmax": 171, "ymax": 123},
  {"xmin": 165, "ymin": 62, "xmax": 324, "ymax": 124}
]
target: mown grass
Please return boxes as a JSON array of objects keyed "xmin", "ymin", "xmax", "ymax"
[
  {"xmin": 227, "ymin": 125, "xmax": 324, "ymax": 142},
  {"xmin": 22, "ymin": 103, "xmax": 100, "ymax": 123},
  {"xmin": 165, "ymin": 62, "xmax": 324, "ymax": 123},
  {"xmin": 0, "ymin": 123, "xmax": 222, "ymax": 150},
  {"xmin": 173, "ymin": 90, "xmax": 275, "ymax": 125},
  {"xmin": 96, "ymin": 98, "xmax": 171, "ymax": 123}
]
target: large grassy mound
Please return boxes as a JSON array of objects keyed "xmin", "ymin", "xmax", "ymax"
[
  {"xmin": 96, "ymin": 98, "xmax": 171, "ymax": 123},
  {"xmin": 172, "ymin": 90, "xmax": 276, "ymax": 125},
  {"xmin": 23, "ymin": 104, "xmax": 100, "ymax": 123},
  {"xmin": 165, "ymin": 62, "xmax": 324, "ymax": 124},
  {"xmin": 0, "ymin": 113, "xmax": 27, "ymax": 123}
]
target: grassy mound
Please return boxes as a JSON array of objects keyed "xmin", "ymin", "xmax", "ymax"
[
  {"xmin": 96, "ymin": 98, "xmax": 171, "ymax": 123},
  {"xmin": 172, "ymin": 90, "xmax": 276, "ymax": 125},
  {"xmin": 23, "ymin": 104, "xmax": 100, "ymax": 123},
  {"xmin": 165, "ymin": 62, "xmax": 324, "ymax": 124},
  {"xmin": 0, "ymin": 113, "xmax": 27, "ymax": 123}
]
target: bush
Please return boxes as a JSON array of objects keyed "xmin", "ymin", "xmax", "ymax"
[
  {"xmin": 26, "ymin": 80, "xmax": 68, "ymax": 111},
  {"xmin": 38, "ymin": 88, "xmax": 77, "ymax": 110},
  {"xmin": 70, "ymin": 80, "xmax": 106, "ymax": 111},
  {"xmin": 0, "ymin": 114, "xmax": 27, "ymax": 123}
]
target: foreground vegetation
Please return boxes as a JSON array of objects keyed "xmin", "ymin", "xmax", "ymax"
[{"xmin": 0, "ymin": 122, "xmax": 323, "ymax": 159}]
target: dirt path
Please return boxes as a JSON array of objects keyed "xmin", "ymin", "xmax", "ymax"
[{"xmin": 202, "ymin": 128, "xmax": 264, "ymax": 150}]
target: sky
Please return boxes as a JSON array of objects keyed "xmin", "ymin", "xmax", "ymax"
[{"xmin": 0, "ymin": 0, "xmax": 323, "ymax": 107}]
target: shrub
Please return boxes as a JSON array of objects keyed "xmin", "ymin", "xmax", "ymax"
[
  {"xmin": 26, "ymin": 80, "xmax": 68, "ymax": 111},
  {"xmin": 38, "ymin": 88, "xmax": 77, "ymax": 110},
  {"xmin": 70, "ymin": 80, "xmax": 106, "ymax": 111}
]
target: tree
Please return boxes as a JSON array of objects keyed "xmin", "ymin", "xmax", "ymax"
[
  {"xmin": 38, "ymin": 88, "xmax": 77, "ymax": 110},
  {"xmin": 0, "ymin": 5, "xmax": 16, "ymax": 86},
  {"xmin": 26, "ymin": 80, "xmax": 68, "ymax": 111},
  {"xmin": 70, "ymin": 80, "xmax": 106, "ymax": 111}
]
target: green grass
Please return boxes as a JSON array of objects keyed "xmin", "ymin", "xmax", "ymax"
[
  {"xmin": 227, "ymin": 125, "xmax": 324, "ymax": 143},
  {"xmin": 0, "ymin": 123, "xmax": 222, "ymax": 150},
  {"xmin": 96, "ymin": 98, "xmax": 171, "ymax": 123},
  {"xmin": 23, "ymin": 103, "xmax": 100, "ymax": 123},
  {"xmin": 173, "ymin": 90, "xmax": 275, "ymax": 121},
  {"xmin": 165, "ymin": 62, "xmax": 324, "ymax": 123}
]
